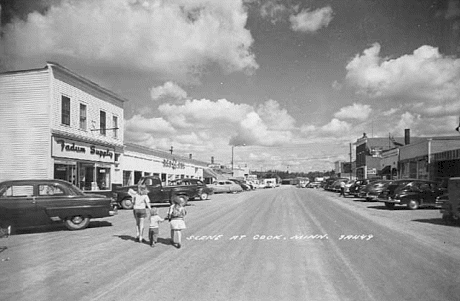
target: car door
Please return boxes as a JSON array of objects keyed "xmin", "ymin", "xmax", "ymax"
[
  {"xmin": 421, "ymin": 182, "xmax": 441, "ymax": 206},
  {"xmin": 34, "ymin": 183, "xmax": 69, "ymax": 224},
  {"xmin": 143, "ymin": 178, "xmax": 165, "ymax": 203},
  {"xmin": 0, "ymin": 183, "xmax": 42, "ymax": 227}
]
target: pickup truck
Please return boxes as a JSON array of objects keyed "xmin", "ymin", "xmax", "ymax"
[{"xmin": 113, "ymin": 176, "xmax": 201, "ymax": 209}]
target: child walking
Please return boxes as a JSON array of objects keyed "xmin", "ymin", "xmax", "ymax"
[
  {"xmin": 128, "ymin": 184, "xmax": 151, "ymax": 243},
  {"xmin": 166, "ymin": 196, "xmax": 187, "ymax": 249},
  {"xmin": 148, "ymin": 207, "xmax": 164, "ymax": 247}
]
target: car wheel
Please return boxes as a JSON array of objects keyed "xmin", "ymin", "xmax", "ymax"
[
  {"xmin": 384, "ymin": 202, "xmax": 395, "ymax": 209},
  {"xmin": 64, "ymin": 216, "xmax": 90, "ymax": 230},
  {"xmin": 200, "ymin": 192, "xmax": 208, "ymax": 200},
  {"xmin": 407, "ymin": 199, "xmax": 419, "ymax": 210},
  {"xmin": 121, "ymin": 197, "xmax": 133, "ymax": 210}
]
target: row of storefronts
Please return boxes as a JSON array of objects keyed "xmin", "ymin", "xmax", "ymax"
[
  {"xmin": 0, "ymin": 62, "xmax": 213, "ymax": 193},
  {"xmin": 353, "ymin": 131, "xmax": 460, "ymax": 182}
]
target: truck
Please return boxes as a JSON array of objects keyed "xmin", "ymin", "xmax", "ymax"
[{"xmin": 113, "ymin": 176, "xmax": 201, "ymax": 209}]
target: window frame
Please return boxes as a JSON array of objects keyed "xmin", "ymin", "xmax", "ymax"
[
  {"xmin": 100, "ymin": 110, "xmax": 106, "ymax": 136},
  {"xmin": 112, "ymin": 115, "xmax": 118, "ymax": 138},
  {"xmin": 61, "ymin": 96, "xmax": 71, "ymax": 126},
  {"xmin": 79, "ymin": 103, "xmax": 87, "ymax": 131}
]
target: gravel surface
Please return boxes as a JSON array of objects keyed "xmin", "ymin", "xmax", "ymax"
[{"xmin": 1, "ymin": 186, "xmax": 459, "ymax": 301}]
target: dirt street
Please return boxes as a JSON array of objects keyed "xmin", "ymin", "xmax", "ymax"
[{"xmin": 1, "ymin": 186, "xmax": 459, "ymax": 301}]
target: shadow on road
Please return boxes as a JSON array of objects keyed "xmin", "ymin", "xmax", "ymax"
[
  {"xmin": 11, "ymin": 221, "xmax": 113, "ymax": 235},
  {"xmin": 412, "ymin": 218, "xmax": 460, "ymax": 227},
  {"xmin": 114, "ymin": 235, "xmax": 173, "ymax": 246}
]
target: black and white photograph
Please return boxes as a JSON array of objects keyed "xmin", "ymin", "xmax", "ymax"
[{"xmin": 0, "ymin": 0, "xmax": 460, "ymax": 300}]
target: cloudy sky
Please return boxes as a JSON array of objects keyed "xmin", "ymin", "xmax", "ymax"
[{"xmin": 1, "ymin": 0, "xmax": 460, "ymax": 172}]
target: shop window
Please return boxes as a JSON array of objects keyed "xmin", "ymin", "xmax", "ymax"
[
  {"xmin": 134, "ymin": 171, "xmax": 142, "ymax": 184},
  {"xmin": 100, "ymin": 110, "xmax": 106, "ymax": 135},
  {"xmin": 96, "ymin": 167, "xmax": 111, "ymax": 190},
  {"xmin": 123, "ymin": 171, "xmax": 132, "ymax": 186},
  {"xmin": 80, "ymin": 104, "xmax": 87, "ymax": 130},
  {"xmin": 113, "ymin": 115, "xmax": 118, "ymax": 138},
  {"xmin": 61, "ymin": 96, "xmax": 71, "ymax": 126}
]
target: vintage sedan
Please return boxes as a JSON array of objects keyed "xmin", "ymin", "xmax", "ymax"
[
  {"xmin": 169, "ymin": 178, "xmax": 214, "ymax": 200},
  {"xmin": 0, "ymin": 179, "xmax": 117, "ymax": 231},
  {"xmin": 210, "ymin": 180, "xmax": 243, "ymax": 194},
  {"xmin": 378, "ymin": 179, "xmax": 446, "ymax": 210}
]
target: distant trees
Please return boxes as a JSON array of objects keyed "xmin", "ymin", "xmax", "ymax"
[{"xmin": 252, "ymin": 170, "xmax": 335, "ymax": 180}]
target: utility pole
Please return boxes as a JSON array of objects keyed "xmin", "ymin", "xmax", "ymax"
[{"xmin": 349, "ymin": 143, "xmax": 352, "ymax": 180}]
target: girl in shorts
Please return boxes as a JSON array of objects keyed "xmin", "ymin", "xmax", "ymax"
[{"xmin": 129, "ymin": 184, "xmax": 151, "ymax": 243}]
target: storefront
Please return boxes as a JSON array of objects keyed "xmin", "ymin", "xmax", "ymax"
[
  {"xmin": 121, "ymin": 143, "xmax": 207, "ymax": 186},
  {"xmin": 52, "ymin": 135, "xmax": 122, "ymax": 192}
]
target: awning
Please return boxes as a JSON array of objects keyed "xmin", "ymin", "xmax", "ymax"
[
  {"xmin": 203, "ymin": 168, "xmax": 219, "ymax": 179},
  {"xmin": 380, "ymin": 165, "xmax": 391, "ymax": 175}
]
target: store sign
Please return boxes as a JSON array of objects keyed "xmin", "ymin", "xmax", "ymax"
[
  {"xmin": 367, "ymin": 168, "xmax": 377, "ymax": 175},
  {"xmin": 163, "ymin": 159, "xmax": 185, "ymax": 169},
  {"xmin": 52, "ymin": 137, "xmax": 115, "ymax": 163}
]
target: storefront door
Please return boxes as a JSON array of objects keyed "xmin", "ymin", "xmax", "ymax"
[{"xmin": 78, "ymin": 162, "xmax": 95, "ymax": 191}]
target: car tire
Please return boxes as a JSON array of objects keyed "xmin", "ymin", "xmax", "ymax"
[
  {"xmin": 384, "ymin": 202, "xmax": 395, "ymax": 209},
  {"xmin": 200, "ymin": 192, "xmax": 208, "ymax": 200},
  {"xmin": 121, "ymin": 197, "xmax": 133, "ymax": 210},
  {"xmin": 407, "ymin": 199, "xmax": 419, "ymax": 210},
  {"xmin": 64, "ymin": 216, "xmax": 90, "ymax": 230}
]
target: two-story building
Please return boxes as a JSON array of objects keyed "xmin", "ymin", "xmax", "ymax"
[{"xmin": 0, "ymin": 62, "xmax": 125, "ymax": 192}]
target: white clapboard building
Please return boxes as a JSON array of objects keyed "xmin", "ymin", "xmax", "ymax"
[{"xmin": 0, "ymin": 62, "xmax": 125, "ymax": 192}]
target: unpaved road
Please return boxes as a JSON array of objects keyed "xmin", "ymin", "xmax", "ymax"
[{"xmin": 1, "ymin": 186, "xmax": 459, "ymax": 301}]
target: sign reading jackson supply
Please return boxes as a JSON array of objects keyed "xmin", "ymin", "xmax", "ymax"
[{"xmin": 52, "ymin": 137, "xmax": 115, "ymax": 163}]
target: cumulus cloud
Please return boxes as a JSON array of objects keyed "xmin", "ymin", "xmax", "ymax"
[
  {"xmin": 382, "ymin": 108, "xmax": 398, "ymax": 116},
  {"xmin": 0, "ymin": 0, "xmax": 258, "ymax": 79},
  {"xmin": 230, "ymin": 112, "xmax": 293, "ymax": 146},
  {"xmin": 289, "ymin": 6, "xmax": 333, "ymax": 33},
  {"xmin": 125, "ymin": 114, "xmax": 176, "ymax": 134},
  {"xmin": 300, "ymin": 118, "xmax": 352, "ymax": 139},
  {"xmin": 127, "ymin": 97, "xmax": 297, "ymax": 149},
  {"xmin": 158, "ymin": 98, "xmax": 253, "ymax": 128},
  {"xmin": 346, "ymin": 43, "xmax": 460, "ymax": 116},
  {"xmin": 256, "ymin": 99, "xmax": 296, "ymax": 130},
  {"xmin": 260, "ymin": 1, "xmax": 288, "ymax": 24},
  {"xmin": 334, "ymin": 103, "xmax": 372, "ymax": 121},
  {"xmin": 150, "ymin": 81, "xmax": 187, "ymax": 101}
]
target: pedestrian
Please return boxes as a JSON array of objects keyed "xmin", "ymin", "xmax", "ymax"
[
  {"xmin": 339, "ymin": 181, "xmax": 346, "ymax": 197},
  {"xmin": 128, "ymin": 184, "xmax": 151, "ymax": 243},
  {"xmin": 148, "ymin": 207, "xmax": 164, "ymax": 247},
  {"xmin": 166, "ymin": 195, "xmax": 187, "ymax": 249}
]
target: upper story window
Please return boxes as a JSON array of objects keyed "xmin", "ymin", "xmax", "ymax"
[
  {"xmin": 100, "ymin": 110, "xmax": 106, "ymax": 136},
  {"xmin": 79, "ymin": 104, "xmax": 87, "ymax": 130},
  {"xmin": 61, "ymin": 96, "xmax": 70, "ymax": 126},
  {"xmin": 112, "ymin": 115, "xmax": 118, "ymax": 139}
]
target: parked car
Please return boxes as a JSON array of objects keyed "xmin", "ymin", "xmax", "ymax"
[
  {"xmin": 348, "ymin": 179, "xmax": 371, "ymax": 197},
  {"xmin": 359, "ymin": 180, "xmax": 392, "ymax": 201},
  {"xmin": 169, "ymin": 178, "xmax": 214, "ymax": 200},
  {"xmin": 114, "ymin": 176, "xmax": 201, "ymax": 209},
  {"xmin": 210, "ymin": 180, "xmax": 243, "ymax": 194},
  {"xmin": 378, "ymin": 179, "xmax": 446, "ymax": 210},
  {"xmin": 330, "ymin": 178, "xmax": 350, "ymax": 192},
  {"xmin": 0, "ymin": 179, "xmax": 117, "ymax": 231},
  {"xmin": 306, "ymin": 181, "xmax": 322, "ymax": 188},
  {"xmin": 229, "ymin": 179, "xmax": 251, "ymax": 191},
  {"xmin": 323, "ymin": 178, "xmax": 339, "ymax": 191}
]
